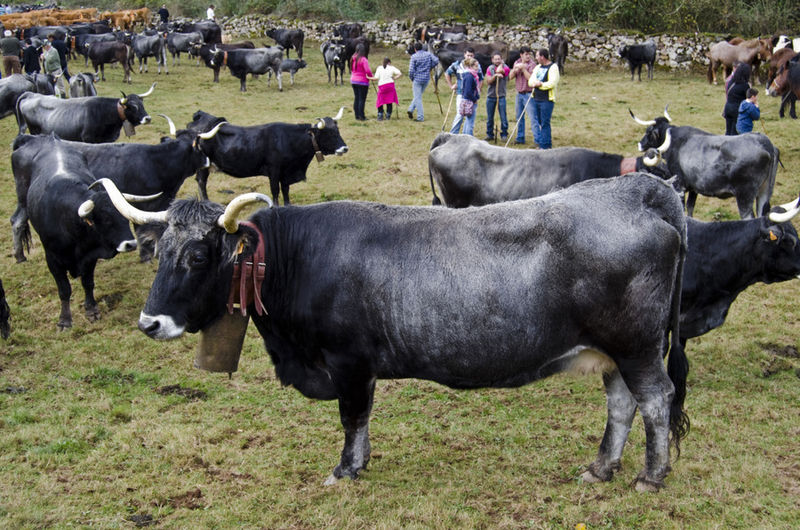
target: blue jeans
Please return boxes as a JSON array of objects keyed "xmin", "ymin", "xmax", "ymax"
[
  {"xmin": 450, "ymin": 95, "xmax": 464, "ymax": 133},
  {"xmin": 485, "ymin": 96, "xmax": 508, "ymax": 138},
  {"xmin": 515, "ymin": 92, "xmax": 534, "ymax": 143},
  {"xmin": 461, "ymin": 101, "xmax": 477, "ymax": 135},
  {"xmin": 533, "ymin": 98, "xmax": 555, "ymax": 149},
  {"xmin": 409, "ymin": 80, "xmax": 428, "ymax": 120}
]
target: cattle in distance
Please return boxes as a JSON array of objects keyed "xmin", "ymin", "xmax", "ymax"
[
  {"xmin": 547, "ymin": 33, "xmax": 568, "ymax": 73},
  {"xmin": 68, "ymin": 72, "xmax": 98, "ymax": 98},
  {"xmin": 193, "ymin": 41, "xmax": 255, "ymax": 83},
  {"xmin": 0, "ymin": 73, "xmax": 55, "ymax": 119},
  {"xmin": 15, "ymin": 83, "xmax": 155, "ymax": 143},
  {"xmin": 185, "ymin": 108, "xmax": 348, "ymax": 204},
  {"xmin": 166, "ymin": 31, "xmax": 204, "ymax": 66},
  {"xmin": 102, "ymin": 172, "xmax": 689, "ymax": 492},
  {"xmin": 321, "ymin": 41, "xmax": 346, "ymax": 85},
  {"xmin": 427, "ymin": 132, "xmax": 670, "ymax": 207},
  {"xmin": 631, "ymin": 106, "xmax": 779, "ymax": 218},
  {"xmin": 265, "ymin": 28, "xmax": 304, "ymax": 59},
  {"xmin": 131, "ymin": 31, "xmax": 168, "ymax": 74},
  {"xmin": 619, "ymin": 40, "xmax": 657, "ymax": 81},
  {"xmin": 87, "ymin": 40, "xmax": 132, "ymax": 83},
  {"xmin": 267, "ymin": 58, "xmax": 306, "ymax": 86},
  {"xmin": 209, "ymin": 46, "xmax": 284, "ymax": 92}
]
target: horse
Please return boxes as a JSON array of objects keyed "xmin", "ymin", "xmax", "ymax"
[{"xmin": 707, "ymin": 38, "xmax": 772, "ymax": 84}]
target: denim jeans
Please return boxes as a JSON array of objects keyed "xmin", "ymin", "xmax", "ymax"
[
  {"xmin": 485, "ymin": 96, "xmax": 508, "ymax": 138},
  {"xmin": 461, "ymin": 102, "xmax": 477, "ymax": 135},
  {"xmin": 450, "ymin": 94, "xmax": 464, "ymax": 133},
  {"xmin": 533, "ymin": 98, "xmax": 555, "ymax": 149},
  {"xmin": 515, "ymin": 92, "xmax": 534, "ymax": 143},
  {"xmin": 409, "ymin": 80, "xmax": 428, "ymax": 120}
]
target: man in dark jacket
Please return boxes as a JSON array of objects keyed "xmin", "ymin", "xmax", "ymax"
[
  {"xmin": 158, "ymin": 4, "xmax": 169, "ymax": 23},
  {"xmin": 22, "ymin": 39, "xmax": 40, "ymax": 74}
]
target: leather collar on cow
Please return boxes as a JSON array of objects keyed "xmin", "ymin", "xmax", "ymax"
[
  {"xmin": 308, "ymin": 130, "xmax": 325, "ymax": 162},
  {"xmin": 117, "ymin": 101, "xmax": 127, "ymax": 122},
  {"xmin": 227, "ymin": 221, "xmax": 267, "ymax": 317},
  {"xmin": 620, "ymin": 157, "xmax": 637, "ymax": 175}
]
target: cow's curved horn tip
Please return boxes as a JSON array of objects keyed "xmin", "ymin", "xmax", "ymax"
[{"xmin": 323, "ymin": 474, "xmax": 339, "ymax": 486}]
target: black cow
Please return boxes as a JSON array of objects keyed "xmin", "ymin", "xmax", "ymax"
[
  {"xmin": 68, "ymin": 72, "xmax": 98, "ymax": 98},
  {"xmin": 194, "ymin": 41, "xmax": 255, "ymax": 83},
  {"xmin": 0, "ymin": 279, "xmax": 9, "ymax": 339},
  {"xmin": 88, "ymin": 40, "xmax": 132, "ymax": 83},
  {"xmin": 428, "ymin": 133, "xmax": 670, "ymax": 207},
  {"xmin": 0, "ymin": 73, "xmax": 55, "ymax": 118},
  {"xmin": 132, "ymin": 32, "xmax": 167, "ymax": 74},
  {"xmin": 266, "ymin": 28, "xmax": 304, "ymax": 59},
  {"xmin": 341, "ymin": 36, "xmax": 370, "ymax": 72},
  {"xmin": 619, "ymin": 41, "xmax": 657, "ymax": 81},
  {"xmin": 412, "ymin": 24, "xmax": 467, "ymax": 42},
  {"xmin": 104, "ymin": 172, "xmax": 689, "ymax": 492},
  {"xmin": 176, "ymin": 20, "xmax": 221, "ymax": 45},
  {"xmin": 680, "ymin": 200, "xmax": 800, "ymax": 349},
  {"xmin": 442, "ymin": 40, "xmax": 508, "ymax": 62},
  {"xmin": 185, "ymin": 108, "xmax": 348, "ymax": 203},
  {"xmin": 16, "ymin": 83, "xmax": 154, "ymax": 143},
  {"xmin": 333, "ymin": 23, "xmax": 363, "ymax": 39},
  {"xmin": 166, "ymin": 31, "xmax": 204, "ymax": 66},
  {"xmin": 11, "ymin": 116, "xmax": 209, "ymax": 263},
  {"xmin": 321, "ymin": 41, "xmax": 346, "ymax": 85},
  {"xmin": 547, "ymin": 33, "xmax": 568, "ymax": 73},
  {"xmin": 11, "ymin": 135, "xmax": 140, "ymax": 329},
  {"xmin": 72, "ymin": 33, "xmax": 116, "ymax": 65},
  {"xmin": 631, "ymin": 107, "xmax": 779, "ymax": 218},
  {"xmin": 209, "ymin": 46, "xmax": 284, "ymax": 92},
  {"xmin": 267, "ymin": 58, "xmax": 306, "ymax": 86}
]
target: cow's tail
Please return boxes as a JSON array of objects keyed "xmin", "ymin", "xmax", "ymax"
[
  {"xmin": 763, "ymin": 146, "xmax": 780, "ymax": 215},
  {"xmin": 15, "ymin": 93, "xmax": 30, "ymax": 135},
  {"xmin": 428, "ymin": 133, "xmax": 452, "ymax": 206},
  {"xmin": 666, "ymin": 216, "xmax": 690, "ymax": 457}
]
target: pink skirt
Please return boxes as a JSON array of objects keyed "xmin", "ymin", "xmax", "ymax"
[{"xmin": 375, "ymin": 83, "xmax": 399, "ymax": 107}]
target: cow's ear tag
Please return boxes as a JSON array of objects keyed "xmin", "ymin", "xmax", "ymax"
[{"xmin": 769, "ymin": 229, "xmax": 778, "ymax": 241}]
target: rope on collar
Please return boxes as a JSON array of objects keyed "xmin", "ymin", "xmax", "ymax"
[
  {"xmin": 308, "ymin": 130, "xmax": 324, "ymax": 163},
  {"xmin": 227, "ymin": 221, "xmax": 267, "ymax": 317}
]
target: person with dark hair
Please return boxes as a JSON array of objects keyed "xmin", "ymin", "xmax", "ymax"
[
  {"xmin": 158, "ymin": 4, "xmax": 169, "ymax": 23},
  {"xmin": 484, "ymin": 52, "xmax": 509, "ymax": 141},
  {"xmin": 736, "ymin": 87, "xmax": 760, "ymax": 134},
  {"xmin": 368, "ymin": 57, "xmax": 401, "ymax": 120},
  {"xmin": 528, "ymin": 47, "xmax": 559, "ymax": 149},
  {"xmin": 723, "ymin": 63, "xmax": 751, "ymax": 135},
  {"xmin": 48, "ymin": 33, "xmax": 70, "ymax": 82},
  {"xmin": 350, "ymin": 43, "xmax": 372, "ymax": 121},
  {"xmin": 407, "ymin": 41, "xmax": 439, "ymax": 122},
  {"xmin": 22, "ymin": 38, "xmax": 40, "ymax": 74},
  {"xmin": 509, "ymin": 46, "xmax": 535, "ymax": 144}
]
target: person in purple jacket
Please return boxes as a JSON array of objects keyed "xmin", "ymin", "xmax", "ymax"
[{"xmin": 736, "ymin": 88, "xmax": 760, "ymax": 134}]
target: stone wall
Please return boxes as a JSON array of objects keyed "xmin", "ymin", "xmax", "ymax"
[{"xmin": 218, "ymin": 15, "xmax": 720, "ymax": 70}]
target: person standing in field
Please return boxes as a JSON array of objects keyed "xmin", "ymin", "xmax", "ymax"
[
  {"xmin": 407, "ymin": 41, "xmax": 439, "ymax": 122},
  {"xmin": 0, "ymin": 29, "xmax": 22, "ymax": 77},
  {"xmin": 484, "ymin": 52, "xmax": 509, "ymax": 141},
  {"xmin": 508, "ymin": 46, "xmax": 535, "ymax": 144},
  {"xmin": 369, "ymin": 57, "xmax": 402, "ymax": 121},
  {"xmin": 528, "ymin": 47, "xmax": 560, "ymax": 149},
  {"xmin": 350, "ymin": 43, "xmax": 372, "ymax": 121},
  {"xmin": 736, "ymin": 88, "xmax": 760, "ymax": 134}
]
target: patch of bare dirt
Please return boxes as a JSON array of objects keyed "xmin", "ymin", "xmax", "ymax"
[
  {"xmin": 166, "ymin": 488, "xmax": 205, "ymax": 510},
  {"xmin": 154, "ymin": 384, "xmax": 207, "ymax": 400},
  {"xmin": 758, "ymin": 343, "xmax": 798, "ymax": 377},
  {"xmin": 125, "ymin": 513, "xmax": 156, "ymax": 527}
]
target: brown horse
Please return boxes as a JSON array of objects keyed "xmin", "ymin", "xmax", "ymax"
[
  {"xmin": 767, "ymin": 60, "xmax": 800, "ymax": 118},
  {"xmin": 707, "ymin": 38, "xmax": 772, "ymax": 84},
  {"xmin": 766, "ymin": 48, "xmax": 799, "ymax": 88}
]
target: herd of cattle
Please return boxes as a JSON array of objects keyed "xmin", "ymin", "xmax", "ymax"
[{"xmin": 0, "ymin": 18, "xmax": 799, "ymax": 493}]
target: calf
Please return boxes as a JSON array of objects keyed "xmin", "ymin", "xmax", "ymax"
[
  {"xmin": 321, "ymin": 41, "xmax": 345, "ymax": 85},
  {"xmin": 265, "ymin": 28, "xmax": 304, "ymax": 59},
  {"xmin": 619, "ymin": 41, "xmax": 657, "ymax": 81},
  {"xmin": 10, "ymin": 135, "xmax": 140, "ymax": 330},
  {"xmin": 68, "ymin": 72, "xmax": 98, "ymax": 97},
  {"xmin": 268, "ymin": 58, "xmax": 306, "ymax": 86},
  {"xmin": 210, "ymin": 46, "xmax": 284, "ymax": 92}
]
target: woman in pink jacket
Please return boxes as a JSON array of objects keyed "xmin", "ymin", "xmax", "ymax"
[{"xmin": 350, "ymin": 43, "xmax": 372, "ymax": 121}]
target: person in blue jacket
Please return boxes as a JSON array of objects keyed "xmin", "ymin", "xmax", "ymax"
[
  {"xmin": 457, "ymin": 57, "xmax": 481, "ymax": 136},
  {"xmin": 736, "ymin": 88, "xmax": 760, "ymax": 134}
]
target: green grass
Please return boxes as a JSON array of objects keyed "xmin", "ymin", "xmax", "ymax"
[{"xmin": 0, "ymin": 43, "xmax": 798, "ymax": 528}]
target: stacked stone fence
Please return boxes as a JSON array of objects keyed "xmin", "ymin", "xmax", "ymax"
[{"xmin": 213, "ymin": 15, "xmax": 724, "ymax": 71}]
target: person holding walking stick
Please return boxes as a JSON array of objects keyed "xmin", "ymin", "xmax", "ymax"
[
  {"xmin": 484, "ymin": 52, "xmax": 509, "ymax": 142},
  {"xmin": 368, "ymin": 57, "xmax": 402, "ymax": 121},
  {"xmin": 509, "ymin": 46, "xmax": 536, "ymax": 145},
  {"xmin": 407, "ymin": 42, "xmax": 439, "ymax": 122}
]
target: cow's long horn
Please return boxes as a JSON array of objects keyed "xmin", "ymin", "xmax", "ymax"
[
  {"xmin": 315, "ymin": 118, "xmax": 326, "ymax": 129},
  {"xmin": 123, "ymin": 191, "xmax": 163, "ymax": 202},
  {"xmin": 90, "ymin": 178, "xmax": 168, "ymax": 225},
  {"xmin": 216, "ymin": 193, "xmax": 273, "ymax": 234},
  {"xmin": 642, "ymin": 148, "xmax": 661, "ymax": 167},
  {"xmin": 333, "ymin": 106, "xmax": 344, "ymax": 121},
  {"xmin": 138, "ymin": 82, "xmax": 156, "ymax": 98},
  {"xmin": 198, "ymin": 121, "xmax": 226, "ymax": 140},
  {"xmin": 119, "ymin": 91, "xmax": 127, "ymax": 105},
  {"xmin": 663, "ymin": 104, "xmax": 672, "ymax": 122},
  {"xmin": 768, "ymin": 193, "xmax": 800, "ymax": 223},
  {"xmin": 158, "ymin": 113, "xmax": 176, "ymax": 136},
  {"xmin": 657, "ymin": 128, "xmax": 671, "ymax": 154},
  {"xmin": 629, "ymin": 108, "xmax": 655, "ymax": 126}
]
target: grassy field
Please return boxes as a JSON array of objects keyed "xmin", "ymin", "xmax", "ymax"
[{"xmin": 0, "ymin": 42, "xmax": 799, "ymax": 528}]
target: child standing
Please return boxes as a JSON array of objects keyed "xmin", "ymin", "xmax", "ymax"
[
  {"xmin": 736, "ymin": 88, "xmax": 760, "ymax": 134},
  {"xmin": 369, "ymin": 57, "xmax": 402, "ymax": 120}
]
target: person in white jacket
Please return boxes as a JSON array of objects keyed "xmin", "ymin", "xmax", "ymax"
[{"xmin": 368, "ymin": 57, "xmax": 402, "ymax": 120}]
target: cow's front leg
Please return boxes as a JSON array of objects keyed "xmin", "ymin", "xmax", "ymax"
[
  {"xmin": 582, "ymin": 369, "xmax": 637, "ymax": 483},
  {"xmin": 45, "ymin": 253, "xmax": 72, "ymax": 330},
  {"xmin": 80, "ymin": 261, "xmax": 100, "ymax": 322},
  {"xmin": 325, "ymin": 375, "xmax": 376, "ymax": 485}
]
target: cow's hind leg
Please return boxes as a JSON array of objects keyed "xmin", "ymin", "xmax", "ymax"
[
  {"xmin": 582, "ymin": 369, "xmax": 637, "ymax": 483},
  {"xmin": 325, "ymin": 374, "xmax": 376, "ymax": 485},
  {"xmin": 684, "ymin": 191, "xmax": 698, "ymax": 217}
]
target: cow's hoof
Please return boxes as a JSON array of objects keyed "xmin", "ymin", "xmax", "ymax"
[
  {"xmin": 85, "ymin": 307, "xmax": 101, "ymax": 322},
  {"xmin": 633, "ymin": 473, "xmax": 664, "ymax": 492},
  {"xmin": 57, "ymin": 321, "xmax": 72, "ymax": 331},
  {"xmin": 14, "ymin": 255, "xmax": 26, "ymax": 263},
  {"xmin": 580, "ymin": 469, "xmax": 604, "ymax": 484}
]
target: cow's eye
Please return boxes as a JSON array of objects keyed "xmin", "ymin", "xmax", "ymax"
[{"xmin": 187, "ymin": 249, "xmax": 208, "ymax": 268}]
